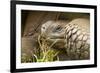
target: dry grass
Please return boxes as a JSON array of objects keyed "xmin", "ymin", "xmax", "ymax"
[{"xmin": 21, "ymin": 35, "xmax": 59, "ymax": 63}]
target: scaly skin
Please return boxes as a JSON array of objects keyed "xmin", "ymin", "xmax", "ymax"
[{"xmin": 41, "ymin": 18, "xmax": 90, "ymax": 60}]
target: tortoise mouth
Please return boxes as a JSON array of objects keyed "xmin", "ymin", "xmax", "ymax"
[
  {"xmin": 41, "ymin": 36, "xmax": 65, "ymax": 42},
  {"xmin": 46, "ymin": 33, "xmax": 65, "ymax": 39},
  {"xmin": 49, "ymin": 36, "xmax": 65, "ymax": 39},
  {"xmin": 46, "ymin": 37, "xmax": 66, "ymax": 49},
  {"xmin": 41, "ymin": 33, "xmax": 65, "ymax": 41},
  {"xmin": 46, "ymin": 37, "xmax": 65, "ymax": 43}
]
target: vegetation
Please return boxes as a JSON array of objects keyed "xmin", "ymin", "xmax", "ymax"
[{"xmin": 21, "ymin": 35, "xmax": 59, "ymax": 63}]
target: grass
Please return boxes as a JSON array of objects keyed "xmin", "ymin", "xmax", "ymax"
[{"xmin": 21, "ymin": 35, "xmax": 59, "ymax": 63}]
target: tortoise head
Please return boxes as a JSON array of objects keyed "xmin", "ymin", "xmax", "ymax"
[
  {"xmin": 41, "ymin": 20, "xmax": 67, "ymax": 40},
  {"xmin": 41, "ymin": 20, "xmax": 67, "ymax": 49}
]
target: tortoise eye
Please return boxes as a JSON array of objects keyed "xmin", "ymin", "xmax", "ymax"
[
  {"xmin": 56, "ymin": 26, "xmax": 62, "ymax": 30},
  {"xmin": 42, "ymin": 27, "xmax": 45, "ymax": 29},
  {"xmin": 53, "ymin": 26, "xmax": 62, "ymax": 32}
]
